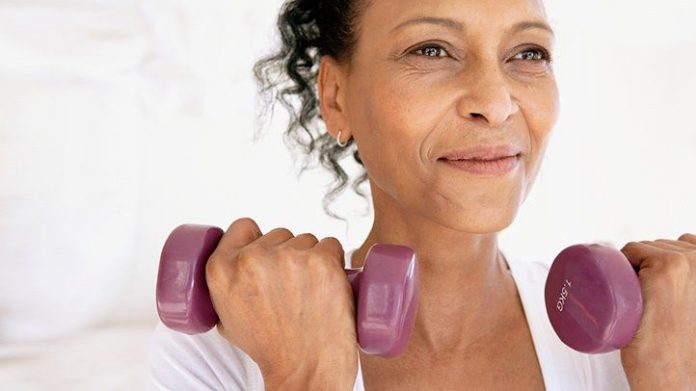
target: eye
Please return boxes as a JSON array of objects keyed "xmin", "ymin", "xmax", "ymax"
[
  {"xmin": 410, "ymin": 43, "xmax": 450, "ymax": 59},
  {"xmin": 512, "ymin": 47, "xmax": 552, "ymax": 63}
]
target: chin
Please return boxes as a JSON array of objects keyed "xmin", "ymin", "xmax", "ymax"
[
  {"xmin": 462, "ymin": 217, "xmax": 514, "ymax": 234},
  {"xmin": 443, "ymin": 206, "xmax": 518, "ymax": 234}
]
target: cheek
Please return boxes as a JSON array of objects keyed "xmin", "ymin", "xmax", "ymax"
[
  {"xmin": 525, "ymin": 77, "xmax": 559, "ymax": 143},
  {"xmin": 353, "ymin": 73, "xmax": 444, "ymax": 187},
  {"xmin": 539, "ymin": 90, "xmax": 559, "ymax": 142},
  {"xmin": 519, "ymin": 79, "xmax": 560, "ymax": 189}
]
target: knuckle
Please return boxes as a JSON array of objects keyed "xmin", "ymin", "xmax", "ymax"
[
  {"xmin": 321, "ymin": 236, "xmax": 340, "ymax": 244},
  {"xmin": 621, "ymin": 241, "xmax": 641, "ymax": 251},
  {"xmin": 659, "ymin": 254, "xmax": 691, "ymax": 278},
  {"xmin": 275, "ymin": 246, "xmax": 305, "ymax": 263},
  {"xmin": 227, "ymin": 217, "xmax": 258, "ymax": 232},
  {"xmin": 665, "ymin": 251, "xmax": 688, "ymax": 263},
  {"xmin": 679, "ymin": 232, "xmax": 696, "ymax": 242},
  {"xmin": 296, "ymin": 232, "xmax": 319, "ymax": 242},
  {"xmin": 308, "ymin": 252, "xmax": 339, "ymax": 277},
  {"xmin": 309, "ymin": 252, "xmax": 330, "ymax": 269},
  {"xmin": 235, "ymin": 250, "xmax": 252, "ymax": 269},
  {"xmin": 268, "ymin": 227, "xmax": 294, "ymax": 238},
  {"xmin": 234, "ymin": 248, "xmax": 265, "ymax": 274},
  {"xmin": 232, "ymin": 250, "xmax": 267, "ymax": 292},
  {"xmin": 314, "ymin": 248, "xmax": 341, "ymax": 267},
  {"xmin": 320, "ymin": 236, "xmax": 342, "ymax": 249},
  {"xmin": 205, "ymin": 255, "xmax": 224, "ymax": 286}
]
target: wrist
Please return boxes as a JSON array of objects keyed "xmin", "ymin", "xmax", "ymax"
[{"xmin": 261, "ymin": 359, "xmax": 354, "ymax": 391}]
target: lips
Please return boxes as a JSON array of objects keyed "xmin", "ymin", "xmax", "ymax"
[
  {"xmin": 440, "ymin": 154, "xmax": 520, "ymax": 175},
  {"xmin": 439, "ymin": 145, "xmax": 523, "ymax": 161}
]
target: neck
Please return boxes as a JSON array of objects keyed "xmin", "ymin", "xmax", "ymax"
[{"xmin": 349, "ymin": 189, "xmax": 516, "ymax": 358}]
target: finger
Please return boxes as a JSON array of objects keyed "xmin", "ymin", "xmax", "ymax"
[
  {"xmin": 620, "ymin": 241, "xmax": 666, "ymax": 271},
  {"xmin": 653, "ymin": 239, "xmax": 694, "ymax": 251},
  {"xmin": 254, "ymin": 227, "xmax": 295, "ymax": 247},
  {"xmin": 313, "ymin": 236, "xmax": 346, "ymax": 270},
  {"xmin": 218, "ymin": 217, "xmax": 264, "ymax": 253},
  {"xmin": 622, "ymin": 240, "xmax": 692, "ymax": 278},
  {"xmin": 678, "ymin": 233, "xmax": 696, "ymax": 246},
  {"xmin": 284, "ymin": 233, "xmax": 319, "ymax": 250},
  {"xmin": 638, "ymin": 241, "xmax": 690, "ymax": 261}
]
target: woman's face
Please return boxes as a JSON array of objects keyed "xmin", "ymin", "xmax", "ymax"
[{"xmin": 323, "ymin": 0, "xmax": 559, "ymax": 233}]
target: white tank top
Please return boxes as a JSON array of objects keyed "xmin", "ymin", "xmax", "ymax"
[{"xmin": 147, "ymin": 249, "xmax": 630, "ymax": 390}]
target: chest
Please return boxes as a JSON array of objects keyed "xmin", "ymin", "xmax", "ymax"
[{"xmin": 359, "ymin": 317, "xmax": 545, "ymax": 390}]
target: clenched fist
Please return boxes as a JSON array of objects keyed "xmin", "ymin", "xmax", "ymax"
[
  {"xmin": 619, "ymin": 233, "xmax": 696, "ymax": 390},
  {"xmin": 205, "ymin": 217, "xmax": 358, "ymax": 390}
]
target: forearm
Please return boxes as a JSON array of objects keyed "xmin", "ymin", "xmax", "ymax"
[
  {"xmin": 624, "ymin": 361, "xmax": 694, "ymax": 391},
  {"xmin": 264, "ymin": 373, "xmax": 351, "ymax": 391}
]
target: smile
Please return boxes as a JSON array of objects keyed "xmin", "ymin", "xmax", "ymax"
[{"xmin": 438, "ymin": 154, "xmax": 521, "ymax": 176}]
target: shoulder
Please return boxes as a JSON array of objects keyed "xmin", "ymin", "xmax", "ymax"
[
  {"xmin": 147, "ymin": 322, "xmax": 265, "ymax": 391},
  {"xmin": 506, "ymin": 254, "xmax": 631, "ymax": 391}
]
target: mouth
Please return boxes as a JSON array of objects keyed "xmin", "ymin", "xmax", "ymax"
[
  {"xmin": 437, "ymin": 153, "xmax": 522, "ymax": 176},
  {"xmin": 438, "ymin": 145, "xmax": 523, "ymax": 161},
  {"xmin": 439, "ymin": 154, "xmax": 521, "ymax": 162}
]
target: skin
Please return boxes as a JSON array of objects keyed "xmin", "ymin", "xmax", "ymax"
[
  {"xmin": 315, "ymin": 0, "xmax": 696, "ymax": 389},
  {"xmin": 318, "ymin": 0, "xmax": 557, "ymax": 387},
  {"xmin": 618, "ymin": 237, "xmax": 696, "ymax": 390}
]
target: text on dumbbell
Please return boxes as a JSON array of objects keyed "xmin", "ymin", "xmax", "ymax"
[{"xmin": 556, "ymin": 279, "xmax": 572, "ymax": 312}]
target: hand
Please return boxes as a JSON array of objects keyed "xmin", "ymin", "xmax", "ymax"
[
  {"xmin": 619, "ymin": 233, "xmax": 696, "ymax": 390},
  {"xmin": 205, "ymin": 217, "xmax": 358, "ymax": 390}
]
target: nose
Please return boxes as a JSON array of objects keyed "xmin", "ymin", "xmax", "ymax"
[{"xmin": 455, "ymin": 61, "xmax": 519, "ymax": 128}]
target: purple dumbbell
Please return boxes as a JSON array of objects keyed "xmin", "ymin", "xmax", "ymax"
[
  {"xmin": 156, "ymin": 224, "xmax": 419, "ymax": 358},
  {"xmin": 545, "ymin": 243, "xmax": 643, "ymax": 353}
]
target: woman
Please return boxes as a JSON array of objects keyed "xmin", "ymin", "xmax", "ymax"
[{"xmin": 148, "ymin": 0, "xmax": 696, "ymax": 389}]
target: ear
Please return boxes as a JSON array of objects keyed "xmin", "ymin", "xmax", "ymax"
[{"xmin": 317, "ymin": 55, "xmax": 351, "ymax": 141}]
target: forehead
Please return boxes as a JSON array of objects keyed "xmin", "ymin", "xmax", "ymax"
[{"xmin": 359, "ymin": 0, "xmax": 549, "ymax": 38}]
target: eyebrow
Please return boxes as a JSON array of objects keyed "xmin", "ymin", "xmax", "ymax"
[{"xmin": 390, "ymin": 16, "xmax": 555, "ymax": 37}]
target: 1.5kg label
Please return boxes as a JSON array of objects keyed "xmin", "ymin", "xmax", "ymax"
[{"xmin": 556, "ymin": 279, "xmax": 572, "ymax": 312}]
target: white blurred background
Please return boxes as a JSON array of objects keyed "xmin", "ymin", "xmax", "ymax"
[{"xmin": 0, "ymin": 0, "xmax": 694, "ymax": 389}]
